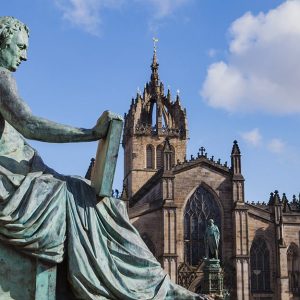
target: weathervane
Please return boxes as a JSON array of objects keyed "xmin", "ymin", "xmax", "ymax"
[{"xmin": 153, "ymin": 37, "xmax": 159, "ymax": 52}]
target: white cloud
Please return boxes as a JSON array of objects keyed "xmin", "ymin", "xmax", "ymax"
[
  {"xmin": 201, "ymin": 1, "xmax": 300, "ymax": 114},
  {"xmin": 268, "ymin": 138, "xmax": 285, "ymax": 154},
  {"xmin": 241, "ymin": 129, "xmax": 286, "ymax": 154},
  {"xmin": 55, "ymin": 0, "xmax": 124, "ymax": 35},
  {"xmin": 207, "ymin": 48, "xmax": 217, "ymax": 58},
  {"xmin": 55, "ymin": 0, "xmax": 189, "ymax": 35},
  {"xmin": 241, "ymin": 128, "xmax": 262, "ymax": 147},
  {"xmin": 145, "ymin": 0, "xmax": 190, "ymax": 18}
]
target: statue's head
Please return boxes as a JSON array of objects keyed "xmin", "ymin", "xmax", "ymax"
[
  {"xmin": 208, "ymin": 219, "xmax": 214, "ymax": 226},
  {"xmin": 0, "ymin": 16, "xmax": 29, "ymax": 72}
]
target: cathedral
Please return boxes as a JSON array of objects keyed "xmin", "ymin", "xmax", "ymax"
[{"xmin": 121, "ymin": 48, "xmax": 300, "ymax": 300}]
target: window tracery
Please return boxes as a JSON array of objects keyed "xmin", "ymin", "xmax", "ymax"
[
  {"xmin": 183, "ymin": 186, "xmax": 221, "ymax": 266},
  {"xmin": 250, "ymin": 238, "xmax": 271, "ymax": 293}
]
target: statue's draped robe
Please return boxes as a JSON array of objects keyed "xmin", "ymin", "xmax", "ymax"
[
  {"xmin": 205, "ymin": 225, "xmax": 220, "ymax": 258},
  {"xmin": 0, "ymin": 70, "xmax": 203, "ymax": 299}
]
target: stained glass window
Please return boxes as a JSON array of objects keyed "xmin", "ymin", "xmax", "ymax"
[
  {"xmin": 184, "ymin": 186, "xmax": 221, "ymax": 266},
  {"xmin": 250, "ymin": 238, "xmax": 271, "ymax": 292}
]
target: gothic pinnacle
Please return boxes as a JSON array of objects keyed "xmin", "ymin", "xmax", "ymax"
[{"xmin": 151, "ymin": 38, "xmax": 159, "ymax": 86}]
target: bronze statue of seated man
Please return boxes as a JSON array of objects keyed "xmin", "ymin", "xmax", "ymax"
[{"xmin": 0, "ymin": 16, "xmax": 206, "ymax": 300}]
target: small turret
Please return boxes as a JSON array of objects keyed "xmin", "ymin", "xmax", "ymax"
[
  {"xmin": 163, "ymin": 138, "xmax": 173, "ymax": 171},
  {"xmin": 274, "ymin": 190, "xmax": 281, "ymax": 205},
  {"xmin": 231, "ymin": 140, "xmax": 241, "ymax": 175},
  {"xmin": 231, "ymin": 140, "xmax": 245, "ymax": 204},
  {"xmin": 85, "ymin": 158, "xmax": 95, "ymax": 180},
  {"xmin": 268, "ymin": 192, "xmax": 275, "ymax": 205}
]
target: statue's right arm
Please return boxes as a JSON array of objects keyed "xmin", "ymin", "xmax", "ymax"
[{"xmin": 0, "ymin": 70, "xmax": 108, "ymax": 143}]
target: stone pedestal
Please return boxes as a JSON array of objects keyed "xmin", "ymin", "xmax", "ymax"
[{"xmin": 203, "ymin": 259, "xmax": 224, "ymax": 298}]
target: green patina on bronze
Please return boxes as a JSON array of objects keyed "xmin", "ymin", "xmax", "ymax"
[
  {"xmin": 205, "ymin": 219, "xmax": 220, "ymax": 260},
  {"xmin": 203, "ymin": 220, "xmax": 229, "ymax": 299},
  {"xmin": 0, "ymin": 16, "xmax": 207, "ymax": 299}
]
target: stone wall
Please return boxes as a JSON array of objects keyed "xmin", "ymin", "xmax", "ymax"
[
  {"xmin": 124, "ymin": 134, "xmax": 186, "ymax": 197},
  {"xmin": 131, "ymin": 209, "xmax": 164, "ymax": 260}
]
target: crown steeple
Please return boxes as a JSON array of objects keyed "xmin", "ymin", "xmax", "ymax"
[
  {"xmin": 123, "ymin": 38, "xmax": 188, "ymax": 143},
  {"xmin": 122, "ymin": 39, "xmax": 188, "ymax": 198}
]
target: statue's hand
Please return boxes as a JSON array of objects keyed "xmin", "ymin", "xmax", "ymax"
[{"xmin": 93, "ymin": 110, "xmax": 123, "ymax": 138}]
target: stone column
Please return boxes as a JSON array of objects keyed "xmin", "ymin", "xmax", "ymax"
[
  {"xmin": 271, "ymin": 192, "xmax": 289, "ymax": 299},
  {"xmin": 231, "ymin": 141, "xmax": 250, "ymax": 300},
  {"xmin": 233, "ymin": 205, "xmax": 250, "ymax": 300},
  {"xmin": 277, "ymin": 245, "xmax": 289, "ymax": 300},
  {"xmin": 162, "ymin": 205, "xmax": 178, "ymax": 281},
  {"xmin": 162, "ymin": 171, "xmax": 178, "ymax": 282}
]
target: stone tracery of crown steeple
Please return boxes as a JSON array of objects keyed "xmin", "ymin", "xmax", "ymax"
[{"xmin": 123, "ymin": 44, "xmax": 188, "ymax": 141}]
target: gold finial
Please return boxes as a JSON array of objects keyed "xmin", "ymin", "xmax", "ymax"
[{"xmin": 153, "ymin": 37, "xmax": 159, "ymax": 52}]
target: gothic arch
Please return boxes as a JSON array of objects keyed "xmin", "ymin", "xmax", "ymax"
[
  {"xmin": 183, "ymin": 185, "xmax": 222, "ymax": 266},
  {"xmin": 161, "ymin": 105, "xmax": 169, "ymax": 128},
  {"xmin": 250, "ymin": 237, "xmax": 271, "ymax": 293},
  {"xmin": 182, "ymin": 182, "xmax": 224, "ymax": 215},
  {"xmin": 150, "ymin": 102, "xmax": 156, "ymax": 126},
  {"xmin": 149, "ymin": 101, "xmax": 170, "ymax": 128},
  {"xmin": 182, "ymin": 182, "xmax": 224, "ymax": 237},
  {"xmin": 146, "ymin": 144, "xmax": 154, "ymax": 169}
]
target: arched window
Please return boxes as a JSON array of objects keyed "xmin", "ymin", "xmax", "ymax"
[
  {"xmin": 184, "ymin": 186, "xmax": 221, "ymax": 266},
  {"xmin": 250, "ymin": 238, "xmax": 271, "ymax": 293},
  {"xmin": 156, "ymin": 145, "xmax": 163, "ymax": 169},
  {"xmin": 287, "ymin": 243, "xmax": 300, "ymax": 296},
  {"xmin": 146, "ymin": 145, "xmax": 154, "ymax": 169}
]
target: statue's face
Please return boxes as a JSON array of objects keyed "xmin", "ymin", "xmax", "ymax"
[{"xmin": 0, "ymin": 28, "xmax": 28, "ymax": 72}]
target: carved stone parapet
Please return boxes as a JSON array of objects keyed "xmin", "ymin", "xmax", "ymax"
[{"xmin": 134, "ymin": 123, "xmax": 185, "ymax": 137}]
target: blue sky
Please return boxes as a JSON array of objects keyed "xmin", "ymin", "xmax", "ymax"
[{"xmin": 2, "ymin": 0, "xmax": 300, "ymax": 202}]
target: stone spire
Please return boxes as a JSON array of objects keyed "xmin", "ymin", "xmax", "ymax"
[
  {"xmin": 150, "ymin": 48, "xmax": 159, "ymax": 87},
  {"xmin": 150, "ymin": 37, "xmax": 160, "ymax": 90}
]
